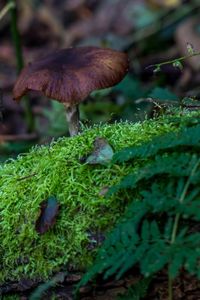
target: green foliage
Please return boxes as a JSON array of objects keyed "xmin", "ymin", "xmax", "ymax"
[
  {"xmin": 78, "ymin": 113, "xmax": 200, "ymax": 296},
  {"xmin": 117, "ymin": 277, "xmax": 151, "ymax": 300},
  {"xmin": 148, "ymin": 87, "xmax": 179, "ymax": 101},
  {"xmin": 113, "ymin": 75, "xmax": 145, "ymax": 100},
  {"xmin": 40, "ymin": 100, "xmax": 67, "ymax": 137},
  {"xmin": 0, "ymin": 110, "xmax": 200, "ymax": 285},
  {"xmin": 112, "ymin": 117, "xmax": 200, "ymax": 163},
  {"xmin": 0, "ymin": 114, "xmax": 184, "ymax": 282},
  {"xmin": 0, "ymin": 140, "xmax": 35, "ymax": 161},
  {"xmin": 81, "ymin": 74, "xmax": 151, "ymax": 126}
]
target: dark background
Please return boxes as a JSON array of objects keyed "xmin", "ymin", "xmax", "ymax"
[{"xmin": 0, "ymin": 0, "xmax": 200, "ymax": 161}]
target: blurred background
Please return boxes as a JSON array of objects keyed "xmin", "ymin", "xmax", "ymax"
[{"xmin": 0, "ymin": 0, "xmax": 200, "ymax": 161}]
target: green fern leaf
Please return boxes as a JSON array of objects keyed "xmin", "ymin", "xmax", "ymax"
[
  {"xmin": 109, "ymin": 153, "xmax": 198, "ymax": 195},
  {"xmin": 77, "ymin": 114, "xmax": 200, "ymax": 293},
  {"xmin": 113, "ymin": 124, "xmax": 200, "ymax": 163}
]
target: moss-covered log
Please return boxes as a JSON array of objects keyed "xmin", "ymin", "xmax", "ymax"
[{"xmin": 0, "ymin": 112, "xmax": 199, "ymax": 283}]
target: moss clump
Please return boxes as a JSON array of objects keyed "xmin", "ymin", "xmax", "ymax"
[{"xmin": 0, "ymin": 111, "xmax": 199, "ymax": 283}]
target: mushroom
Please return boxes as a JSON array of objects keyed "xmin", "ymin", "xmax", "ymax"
[{"xmin": 13, "ymin": 46, "xmax": 129, "ymax": 136}]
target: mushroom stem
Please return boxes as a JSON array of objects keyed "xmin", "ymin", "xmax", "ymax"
[{"xmin": 65, "ymin": 105, "xmax": 80, "ymax": 136}]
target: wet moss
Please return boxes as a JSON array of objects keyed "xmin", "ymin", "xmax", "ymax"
[{"xmin": 0, "ymin": 111, "xmax": 199, "ymax": 282}]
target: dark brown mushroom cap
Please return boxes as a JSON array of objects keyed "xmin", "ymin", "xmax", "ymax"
[{"xmin": 13, "ymin": 46, "xmax": 129, "ymax": 106}]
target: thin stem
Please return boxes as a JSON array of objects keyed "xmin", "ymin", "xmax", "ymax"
[
  {"xmin": 65, "ymin": 105, "xmax": 80, "ymax": 136},
  {"xmin": 8, "ymin": 0, "xmax": 34, "ymax": 132},
  {"xmin": 168, "ymin": 157, "xmax": 200, "ymax": 300},
  {"xmin": 0, "ymin": 1, "xmax": 15, "ymax": 21},
  {"xmin": 171, "ymin": 157, "xmax": 200, "ymax": 244},
  {"xmin": 170, "ymin": 214, "xmax": 180, "ymax": 246},
  {"xmin": 146, "ymin": 51, "xmax": 200, "ymax": 71},
  {"xmin": 8, "ymin": 0, "xmax": 23, "ymax": 72},
  {"xmin": 168, "ymin": 275, "xmax": 173, "ymax": 300}
]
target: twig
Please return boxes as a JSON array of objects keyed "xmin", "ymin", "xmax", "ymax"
[
  {"xmin": 168, "ymin": 157, "xmax": 200, "ymax": 300},
  {"xmin": 0, "ymin": 1, "xmax": 15, "ymax": 21},
  {"xmin": 17, "ymin": 173, "xmax": 37, "ymax": 181},
  {"xmin": 0, "ymin": 133, "xmax": 37, "ymax": 142},
  {"xmin": 146, "ymin": 51, "xmax": 200, "ymax": 71}
]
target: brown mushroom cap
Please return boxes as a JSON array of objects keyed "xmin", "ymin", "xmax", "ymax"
[{"xmin": 13, "ymin": 46, "xmax": 129, "ymax": 106}]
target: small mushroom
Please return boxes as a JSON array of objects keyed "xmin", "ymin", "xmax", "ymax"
[{"xmin": 13, "ymin": 46, "xmax": 129, "ymax": 136}]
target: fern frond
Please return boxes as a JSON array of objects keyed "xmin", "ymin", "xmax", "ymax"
[
  {"xmin": 79, "ymin": 174, "xmax": 200, "ymax": 287},
  {"xmin": 77, "ymin": 114, "xmax": 200, "ymax": 294},
  {"xmin": 109, "ymin": 153, "xmax": 199, "ymax": 195},
  {"xmin": 113, "ymin": 124, "xmax": 200, "ymax": 163}
]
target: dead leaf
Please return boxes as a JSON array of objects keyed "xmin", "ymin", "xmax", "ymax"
[
  {"xmin": 84, "ymin": 137, "xmax": 114, "ymax": 165},
  {"xmin": 99, "ymin": 186, "xmax": 109, "ymax": 196},
  {"xmin": 35, "ymin": 196, "xmax": 59, "ymax": 234}
]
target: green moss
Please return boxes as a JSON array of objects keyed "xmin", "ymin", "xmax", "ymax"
[{"xmin": 0, "ymin": 111, "xmax": 199, "ymax": 282}]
